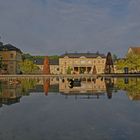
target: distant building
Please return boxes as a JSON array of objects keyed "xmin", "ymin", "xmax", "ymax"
[
  {"xmin": 49, "ymin": 59, "xmax": 59, "ymax": 74},
  {"xmin": 33, "ymin": 58, "xmax": 44, "ymax": 73},
  {"xmin": 33, "ymin": 58, "xmax": 59, "ymax": 74},
  {"xmin": 0, "ymin": 43, "xmax": 22, "ymax": 74},
  {"xmin": 59, "ymin": 52, "xmax": 106, "ymax": 74},
  {"xmin": 128, "ymin": 47, "xmax": 140, "ymax": 55}
]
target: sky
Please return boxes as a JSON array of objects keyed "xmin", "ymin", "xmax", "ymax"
[{"xmin": 0, "ymin": 0, "xmax": 140, "ymax": 57}]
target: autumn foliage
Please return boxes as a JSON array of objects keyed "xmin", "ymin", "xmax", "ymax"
[{"xmin": 43, "ymin": 56, "xmax": 50, "ymax": 74}]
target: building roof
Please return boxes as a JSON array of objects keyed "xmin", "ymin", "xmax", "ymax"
[
  {"xmin": 33, "ymin": 58, "xmax": 44, "ymax": 65},
  {"xmin": 128, "ymin": 47, "xmax": 140, "ymax": 55},
  {"xmin": 49, "ymin": 59, "xmax": 59, "ymax": 65},
  {"xmin": 0, "ymin": 44, "xmax": 22, "ymax": 53},
  {"xmin": 33, "ymin": 58, "xmax": 59, "ymax": 65},
  {"xmin": 60, "ymin": 52, "xmax": 106, "ymax": 58}
]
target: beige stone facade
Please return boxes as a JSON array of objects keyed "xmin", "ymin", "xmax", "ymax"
[
  {"xmin": 59, "ymin": 53, "xmax": 106, "ymax": 74},
  {"xmin": 49, "ymin": 59, "xmax": 59, "ymax": 74},
  {"xmin": 0, "ymin": 44, "xmax": 22, "ymax": 74},
  {"xmin": 50, "ymin": 65, "xmax": 59, "ymax": 74}
]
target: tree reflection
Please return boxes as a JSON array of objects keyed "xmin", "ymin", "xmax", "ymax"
[
  {"xmin": 116, "ymin": 78, "xmax": 140, "ymax": 100},
  {"xmin": 105, "ymin": 78, "xmax": 114, "ymax": 99},
  {"xmin": 43, "ymin": 79, "xmax": 50, "ymax": 96},
  {"xmin": 20, "ymin": 79, "xmax": 37, "ymax": 95}
]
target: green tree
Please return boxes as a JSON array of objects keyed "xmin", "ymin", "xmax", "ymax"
[
  {"xmin": 67, "ymin": 66, "xmax": 72, "ymax": 74},
  {"xmin": 20, "ymin": 60, "xmax": 39, "ymax": 74},
  {"xmin": 125, "ymin": 53, "xmax": 140, "ymax": 72},
  {"xmin": 22, "ymin": 53, "xmax": 34, "ymax": 61},
  {"xmin": 116, "ymin": 53, "xmax": 140, "ymax": 73},
  {"xmin": 23, "ymin": 53, "xmax": 59, "ymax": 60},
  {"xmin": 21, "ymin": 79, "xmax": 37, "ymax": 95},
  {"xmin": 115, "ymin": 59, "xmax": 127, "ymax": 70}
]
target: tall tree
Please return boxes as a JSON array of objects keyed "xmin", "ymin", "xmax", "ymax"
[
  {"xmin": 20, "ymin": 60, "xmax": 39, "ymax": 74},
  {"xmin": 43, "ymin": 56, "xmax": 50, "ymax": 74},
  {"xmin": 105, "ymin": 52, "xmax": 114, "ymax": 74}
]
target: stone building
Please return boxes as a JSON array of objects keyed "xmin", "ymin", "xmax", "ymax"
[
  {"xmin": 49, "ymin": 59, "xmax": 59, "ymax": 74},
  {"xmin": 59, "ymin": 52, "xmax": 106, "ymax": 74},
  {"xmin": 33, "ymin": 58, "xmax": 59, "ymax": 74},
  {"xmin": 0, "ymin": 43, "xmax": 22, "ymax": 74},
  {"xmin": 33, "ymin": 58, "xmax": 44, "ymax": 74}
]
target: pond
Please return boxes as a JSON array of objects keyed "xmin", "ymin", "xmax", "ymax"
[{"xmin": 0, "ymin": 77, "xmax": 140, "ymax": 140}]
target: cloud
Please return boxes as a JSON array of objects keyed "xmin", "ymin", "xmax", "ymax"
[{"xmin": 0, "ymin": 0, "xmax": 140, "ymax": 57}]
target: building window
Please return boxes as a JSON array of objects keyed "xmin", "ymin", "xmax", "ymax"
[
  {"xmin": 102, "ymin": 60, "xmax": 104, "ymax": 63},
  {"xmin": 10, "ymin": 53, "xmax": 14, "ymax": 58},
  {"xmin": 57, "ymin": 68, "xmax": 59, "ymax": 71},
  {"xmin": 98, "ymin": 60, "xmax": 100, "ymax": 63}
]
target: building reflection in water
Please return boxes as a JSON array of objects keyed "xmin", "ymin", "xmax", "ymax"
[
  {"xmin": 0, "ymin": 79, "xmax": 38, "ymax": 107},
  {"xmin": 0, "ymin": 80, "xmax": 22, "ymax": 107},
  {"xmin": 59, "ymin": 77, "xmax": 115, "ymax": 99},
  {"xmin": 1, "ymin": 77, "xmax": 140, "ymax": 108}
]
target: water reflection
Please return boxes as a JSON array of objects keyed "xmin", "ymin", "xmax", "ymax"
[
  {"xmin": 0, "ymin": 79, "xmax": 38, "ymax": 107},
  {"xmin": 59, "ymin": 77, "xmax": 117, "ymax": 100},
  {"xmin": 117, "ymin": 78, "xmax": 140, "ymax": 100},
  {"xmin": 1, "ymin": 77, "xmax": 140, "ymax": 107},
  {"xmin": 0, "ymin": 80, "xmax": 22, "ymax": 107},
  {"xmin": 105, "ymin": 78, "xmax": 114, "ymax": 99},
  {"xmin": 43, "ymin": 79, "xmax": 50, "ymax": 96}
]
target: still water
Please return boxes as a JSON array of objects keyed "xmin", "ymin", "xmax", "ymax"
[{"xmin": 0, "ymin": 77, "xmax": 140, "ymax": 140}]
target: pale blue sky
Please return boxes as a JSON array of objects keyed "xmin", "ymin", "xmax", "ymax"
[{"xmin": 0, "ymin": 0, "xmax": 140, "ymax": 57}]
